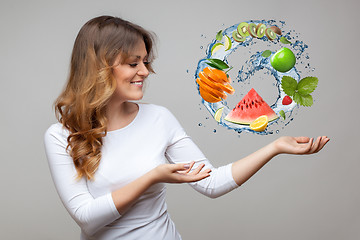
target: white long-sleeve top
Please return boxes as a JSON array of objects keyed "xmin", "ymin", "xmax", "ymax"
[{"xmin": 44, "ymin": 103, "xmax": 239, "ymax": 240}]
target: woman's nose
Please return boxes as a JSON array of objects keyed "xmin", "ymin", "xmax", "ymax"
[{"xmin": 138, "ymin": 62, "xmax": 149, "ymax": 77}]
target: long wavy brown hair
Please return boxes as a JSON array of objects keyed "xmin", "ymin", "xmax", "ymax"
[{"xmin": 55, "ymin": 16, "xmax": 155, "ymax": 180}]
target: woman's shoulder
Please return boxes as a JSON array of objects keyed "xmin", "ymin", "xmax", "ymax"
[
  {"xmin": 139, "ymin": 103, "xmax": 173, "ymax": 115},
  {"xmin": 44, "ymin": 122, "xmax": 69, "ymax": 144}
]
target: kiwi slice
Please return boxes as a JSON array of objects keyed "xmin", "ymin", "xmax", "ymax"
[
  {"xmin": 256, "ymin": 24, "xmax": 266, "ymax": 38},
  {"xmin": 248, "ymin": 23, "xmax": 257, "ymax": 38},
  {"xmin": 265, "ymin": 28, "xmax": 276, "ymax": 41},
  {"xmin": 237, "ymin": 22, "xmax": 249, "ymax": 37},
  {"xmin": 232, "ymin": 31, "xmax": 246, "ymax": 42},
  {"xmin": 270, "ymin": 26, "xmax": 282, "ymax": 35}
]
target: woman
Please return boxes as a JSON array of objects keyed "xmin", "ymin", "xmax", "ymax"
[{"xmin": 44, "ymin": 16, "xmax": 329, "ymax": 240}]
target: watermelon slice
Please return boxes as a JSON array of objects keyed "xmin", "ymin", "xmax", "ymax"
[{"xmin": 225, "ymin": 88, "xmax": 279, "ymax": 125}]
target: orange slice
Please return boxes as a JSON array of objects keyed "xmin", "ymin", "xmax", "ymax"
[
  {"xmin": 203, "ymin": 67, "xmax": 229, "ymax": 83},
  {"xmin": 211, "ymin": 68, "xmax": 230, "ymax": 83},
  {"xmin": 218, "ymin": 81, "xmax": 235, "ymax": 94},
  {"xmin": 196, "ymin": 78, "xmax": 227, "ymax": 99},
  {"xmin": 199, "ymin": 86, "xmax": 221, "ymax": 103},
  {"xmin": 199, "ymin": 72, "xmax": 223, "ymax": 92}
]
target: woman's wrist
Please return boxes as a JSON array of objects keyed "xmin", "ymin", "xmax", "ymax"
[
  {"xmin": 147, "ymin": 167, "xmax": 160, "ymax": 185},
  {"xmin": 267, "ymin": 140, "xmax": 282, "ymax": 157}
]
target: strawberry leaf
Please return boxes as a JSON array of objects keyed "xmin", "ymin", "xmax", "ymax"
[
  {"xmin": 297, "ymin": 77, "xmax": 318, "ymax": 95},
  {"xmin": 281, "ymin": 76, "xmax": 298, "ymax": 96},
  {"xmin": 293, "ymin": 92, "xmax": 313, "ymax": 107}
]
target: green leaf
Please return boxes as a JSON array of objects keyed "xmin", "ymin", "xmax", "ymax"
[
  {"xmin": 279, "ymin": 110, "xmax": 286, "ymax": 120},
  {"xmin": 216, "ymin": 30, "xmax": 223, "ymax": 41},
  {"xmin": 281, "ymin": 76, "xmax": 298, "ymax": 96},
  {"xmin": 293, "ymin": 92, "xmax": 313, "ymax": 107},
  {"xmin": 206, "ymin": 58, "xmax": 230, "ymax": 70},
  {"xmin": 206, "ymin": 62, "xmax": 222, "ymax": 70},
  {"xmin": 297, "ymin": 77, "xmax": 318, "ymax": 95},
  {"xmin": 280, "ymin": 36, "xmax": 291, "ymax": 44},
  {"xmin": 261, "ymin": 50, "xmax": 272, "ymax": 58}
]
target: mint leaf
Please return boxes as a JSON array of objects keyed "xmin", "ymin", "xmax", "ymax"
[
  {"xmin": 279, "ymin": 110, "xmax": 286, "ymax": 120},
  {"xmin": 281, "ymin": 76, "xmax": 298, "ymax": 96},
  {"xmin": 261, "ymin": 50, "xmax": 272, "ymax": 58},
  {"xmin": 280, "ymin": 37, "xmax": 291, "ymax": 44},
  {"xmin": 297, "ymin": 77, "xmax": 318, "ymax": 95},
  {"xmin": 206, "ymin": 58, "xmax": 229, "ymax": 70},
  {"xmin": 293, "ymin": 92, "xmax": 313, "ymax": 107},
  {"xmin": 216, "ymin": 30, "xmax": 223, "ymax": 41}
]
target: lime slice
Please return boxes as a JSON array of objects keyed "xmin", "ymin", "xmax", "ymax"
[
  {"xmin": 211, "ymin": 43, "xmax": 223, "ymax": 55},
  {"xmin": 214, "ymin": 107, "xmax": 224, "ymax": 122},
  {"xmin": 224, "ymin": 35, "xmax": 232, "ymax": 51}
]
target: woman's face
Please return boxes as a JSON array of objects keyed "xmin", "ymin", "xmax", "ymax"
[{"xmin": 111, "ymin": 41, "xmax": 150, "ymax": 102}]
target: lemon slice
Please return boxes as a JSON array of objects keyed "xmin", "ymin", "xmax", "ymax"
[
  {"xmin": 224, "ymin": 35, "xmax": 232, "ymax": 51},
  {"xmin": 211, "ymin": 43, "xmax": 223, "ymax": 55},
  {"xmin": 250, "ymin": 115, "xmax": 268, "ymax": 132},
  {"xmin": 214, "ymin": 107, "xmax": 224, "ymax": 122}
]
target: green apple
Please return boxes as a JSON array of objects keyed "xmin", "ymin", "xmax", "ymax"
[{"xmin": 270, "ymin": 47, "xmax": 296, "ymax": 72}]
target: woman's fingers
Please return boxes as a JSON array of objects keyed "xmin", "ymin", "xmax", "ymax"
[
  {"xmin": 304, "ymin": 136, "xmax": 330, "ymax": 154},
  {"xmin": 314, "ymin": 136, "xmax": 330, "ymax": 153},
  {"xmin": 179, "ymin": 170, "xmax": 211, "ymax": 182},
  {"xmin": 188, "ymin": 163, "xmax": 205, "ymax": 175},
  {"xmin": 309, "ymin": 136, "xmax": 322, "ymax": 153}
]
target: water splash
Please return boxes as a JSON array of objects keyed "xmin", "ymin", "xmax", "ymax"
[{"xmin": 195, "ymin": 20, "xmax": 311, "ymax": 135}]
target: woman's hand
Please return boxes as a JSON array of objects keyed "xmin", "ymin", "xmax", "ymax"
[
  {"xmin": 273, "ymin": 136, "xmax": 330, "ymax": 155},
  {"xmin": 150, "ymin": 162, "xmax": 211, "ymax": 184}
]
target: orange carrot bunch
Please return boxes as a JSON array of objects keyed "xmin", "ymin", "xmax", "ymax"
[{"xmin": 196, "ymin": 67, "xmax": 235, "ymax": 103}]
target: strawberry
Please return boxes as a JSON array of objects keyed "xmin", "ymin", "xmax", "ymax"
[{"xmin": 282, "ymin": 95, "xmax": 292, "ymax": 105}]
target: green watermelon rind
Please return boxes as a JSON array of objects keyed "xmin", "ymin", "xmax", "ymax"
[
  {"xmin": 224, "ymin": 114, "xmax": 279, "ymax": 125},
  {"xmin": 224, "ymin": 88, "xmax": 279, "ymax": 125}
]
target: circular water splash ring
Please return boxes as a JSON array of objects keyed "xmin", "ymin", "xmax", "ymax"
[{"xmin": 195, "ymin": 20, "xmax": 312, "ymax": 135}]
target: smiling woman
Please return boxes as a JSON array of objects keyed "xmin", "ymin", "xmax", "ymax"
[{"xmin": 44, "ymin": 15, "xmax": 329, "ymax": 240}]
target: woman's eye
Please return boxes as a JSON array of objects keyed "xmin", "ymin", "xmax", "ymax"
[{"xmin": 129, "ymin": 61, "xmax": 150, "ymax": 68}]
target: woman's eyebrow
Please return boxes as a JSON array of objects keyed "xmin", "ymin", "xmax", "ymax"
[{"xmin": 128, "ymin": 55, "xmax": 148, "ymax": 60}]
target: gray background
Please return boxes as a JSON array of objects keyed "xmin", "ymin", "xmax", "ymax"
[{"xmin": 0, "ymin": 0, "xmax": 359, "ymax": 239}]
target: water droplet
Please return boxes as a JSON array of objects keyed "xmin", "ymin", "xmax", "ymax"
[
  {"xmin": 213, "ymin": 129, "xmax": 217, "ymax": 133},
  {"xmin": 186, "ymin": 69, "xmax": 189, "ymax": 73},
  {"xmin": 198, "ymin": 123, "xmax": 202, "ymax": 126},
  {"xmin": 200, "ymin": 46, "xmax": 203, "ymax": 49},
  {"xmin": 276, "ymin": 130, "xmax": 279, "ymax": 134}
]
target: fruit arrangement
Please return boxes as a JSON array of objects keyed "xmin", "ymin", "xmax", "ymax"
[
  {"xmin": 196, "ymin": 20, "xmax": 319, "ymax": 134},
  {"xmin": 196, "ymin": 67, "xmax": 235, "ymax": 103}
]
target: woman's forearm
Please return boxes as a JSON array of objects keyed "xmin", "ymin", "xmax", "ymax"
[
  {"xmin": 111, "ymin": 170, "xmax": 156, "ymax": 215},
  {"xmin": 111, "ymin": 162, "xmax": 210, "ymax": 215},
  {"xmin": 231, "ymin": 141, "xmax": 278, "ymax": 186}
]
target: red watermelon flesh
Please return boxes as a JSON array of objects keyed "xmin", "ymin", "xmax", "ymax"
[{"xmin": 225, "ymin": 88, "xmax": 279, "ymax": 125}]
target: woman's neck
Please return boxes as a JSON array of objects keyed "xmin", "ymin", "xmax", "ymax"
[{"xmin": 106, "ymin": 101, "xmax": 139, "ymax": 131}]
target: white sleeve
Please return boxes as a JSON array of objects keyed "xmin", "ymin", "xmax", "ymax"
[
  {"xmin": 44, "ymin": 124, "xmax": 120, "ymax": 236},
  {"xmin": 163, "ymin": 109, "xmax": 240, "ymax": 199}
]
